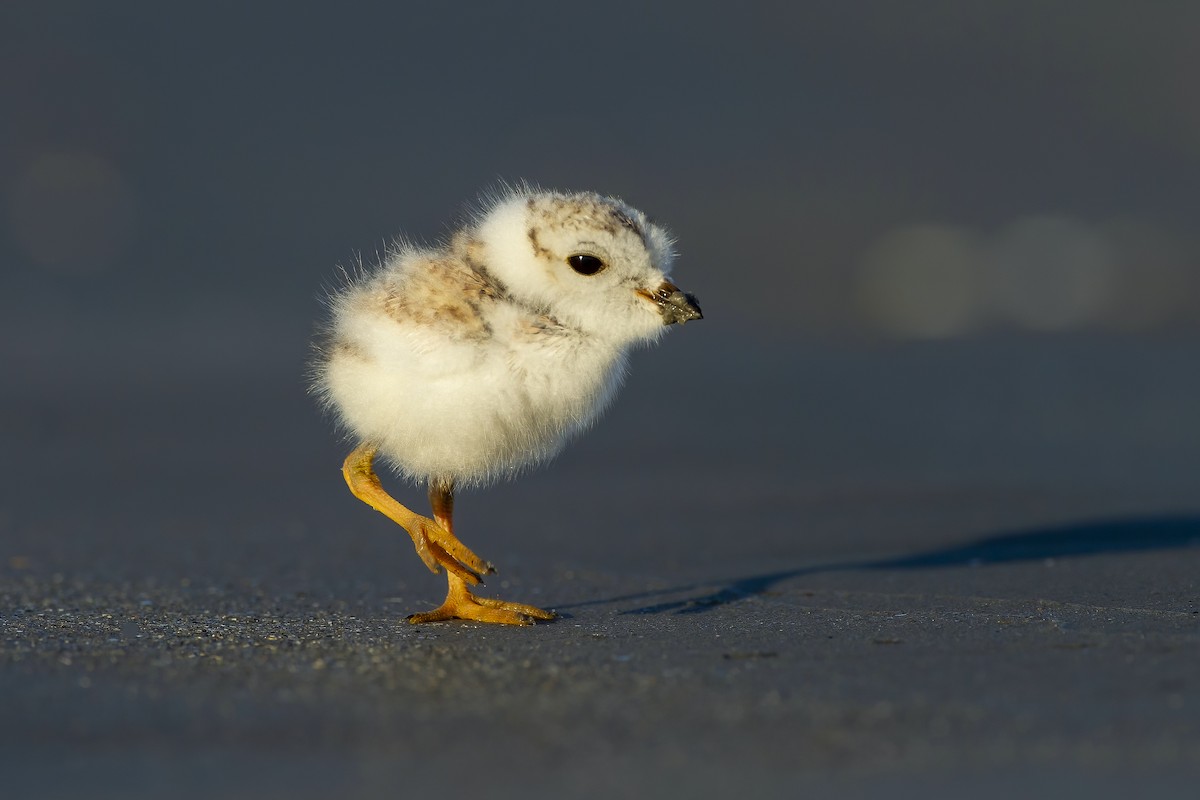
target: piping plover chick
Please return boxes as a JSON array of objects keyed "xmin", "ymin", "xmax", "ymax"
[{"xmin": 313, "ymin": 187, "xmax": 702, "ymax": 625}]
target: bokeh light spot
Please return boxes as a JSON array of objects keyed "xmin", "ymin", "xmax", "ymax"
[
  {"xmin": 988, "ymin": 216, "xmax": 1119, "ymax": 331},
  {"xmin": 857, "ymin": 225, "xmax": 985, "ymax": 339}
]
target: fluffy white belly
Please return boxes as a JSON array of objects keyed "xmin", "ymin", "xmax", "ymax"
[{"xmin": 325, "ymin": 320, "xmax": 626, "ymax": 485}]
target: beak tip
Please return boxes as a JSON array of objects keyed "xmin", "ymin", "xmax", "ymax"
[
  {"xmin": 665, "ymin": 290, "xmax": 703, "ymax": 325},
  {"xmin": 640, "ymin": 282, "xmax": 703, "ymax": 325}
]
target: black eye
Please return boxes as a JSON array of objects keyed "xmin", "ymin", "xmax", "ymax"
[{"xmin": 567, "ymin": 254, "xmax": 606, "ymax": 276}]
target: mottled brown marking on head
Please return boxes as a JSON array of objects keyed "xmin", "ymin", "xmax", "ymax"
[
  {"xmin": 611, "ymin": 207, "xmax": 646, "ymax": 242},
  {"xmin": 524, "ymin": 193, "xmax": 648, "ymax": 250},
  {"xmin": 527, "ymin": 226, "xmax": 551, "ymax": 258}
]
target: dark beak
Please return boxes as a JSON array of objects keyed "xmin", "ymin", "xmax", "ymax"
[{"xmin": 638, "ymin": 281, "xmax": 703, "ymax": 325}]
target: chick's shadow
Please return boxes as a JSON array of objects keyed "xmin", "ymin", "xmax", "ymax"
[{"xmin": 556, "ymin": 515, "xmax": 1200, "ymax": 616}]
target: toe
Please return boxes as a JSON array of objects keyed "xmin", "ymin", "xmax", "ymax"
[
  {"xmin": 473, "ymin": 596, "xmax": 556, "ymax": 620},
  {"xmin": 407, "ymin": 605, "xmax": 533, "ymax": 626}
]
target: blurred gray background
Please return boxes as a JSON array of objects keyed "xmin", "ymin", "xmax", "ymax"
[
  {"xmin": 3, "ymin": 1, "xmax": 1198, "ymax": 361},
  {"xmin": 3, "ymin": 3, "xmax": 1199, "ymax": 799}
]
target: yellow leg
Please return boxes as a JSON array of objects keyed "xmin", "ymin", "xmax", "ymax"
[
  {"xmin": 342, "ymin": 442, "xmax": 493, "ymax": 586},
  {"xmin": 406, "ymin": 480, "xmax": 556, "ymax": 626}
]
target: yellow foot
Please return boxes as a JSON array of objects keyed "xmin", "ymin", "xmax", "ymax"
[{"xmin": 407, "ymin": 575, "xmax": 556, "ymax": 626}]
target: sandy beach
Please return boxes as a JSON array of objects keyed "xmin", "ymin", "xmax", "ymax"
[{"xmin": 4, "ymin": 332, "xmax": 1198, "ymax": 798}]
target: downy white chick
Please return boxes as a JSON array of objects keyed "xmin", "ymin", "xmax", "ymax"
[{"xmin": 314, "ymin": 187, "xmax": 701, "ymax": 624}]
